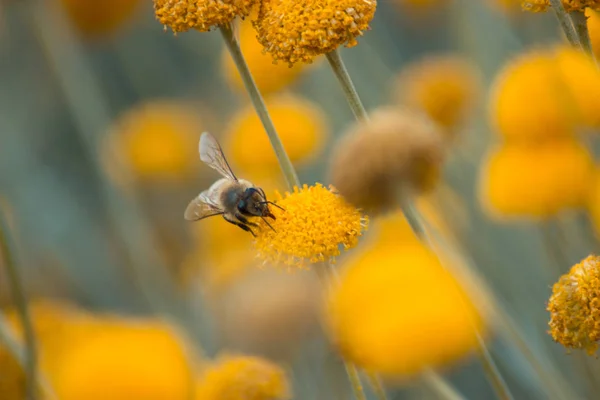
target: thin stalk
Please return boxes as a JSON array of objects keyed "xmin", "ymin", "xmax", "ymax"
[
  {"xmin": 325, "ymin": 50, "xmax": 369, "ymax": 121},
  {"xmin": 220, "ymin": 23, "xmax": 300, "ymax": 190},
  {"xmin": 422, "ymin": 369, "xmax": 466, "ymax": 400},
  {"xmin": 570, "ymin": 11, "xmax": 596, "ymax": 61},
  {"xmin": 0, "ymin": 211, "xmax": 37, "ymax": 399},
  {"xmin": 344, "ymin": 362, "xmax": 368, "ymax": 400},
  {"xmin": 548, "ymin": 0, "xmax": 581, "ymax": 48},
  {"xmin": 367, "ymin": 371, "xmax": 389, "ymax": 400},
  {"xmin": 476, "ymin": 333, "xmax": 514, "ymax": 400}
]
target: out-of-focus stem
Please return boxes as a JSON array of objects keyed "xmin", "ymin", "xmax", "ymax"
[
  {"xmin": 476, "ymin": 333, "xmax": 514, "ymax": 400},
  {"xmin": 220, "ymin": 23, "xmax": 300, "ymax": 190},
  {"xmin": 549, "ymin": 0, "xmax": 581, "ymax": 47},
  {"xmin": 570, "ymin": 11, "xmax": 596, "ymax": 61},
  {"xmin": 0, "ymin": 211, "xmax": 37, "ymax": 399},
  {"xmin": 326, "ymin": 50, "xmax": 369, "ymax": 121},
  {"xmin": 344, "ymin": 362, "xmax": 368, "ymax": 400},
  {"xmin": 422, "ymin": 369, "xmax": 466, "ymax": 400},
  {"xmin": 367, "ymin": 371, "xmax": 389, "ymax": 400}
]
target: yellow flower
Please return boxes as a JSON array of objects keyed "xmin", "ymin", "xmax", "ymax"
[
  {"xmin": 589, "ymin": 9, "xmax": 600, "ymax": 61},
  {"xmin": 490, "ymin": 50, "xmax": 577, "ymax": 142},
  {"xmin": 222, "ymin": 13, "xmax": 306, "ymax": 94},
  {"xmin": 0, "ymin": 344, "xmax": 24, "ymax": 400},
  {"xmin": 60, "ymin": 0, "xmax": 141, "ymax": 37},
  {"xmin": 548, "ymin": 255, "xmax": 600, "ymax": 354},
  {"xmin": 196, "ymin": 354, "xmax": 290, "ymax": 399},
  {"xmin": 326, "ymin": 241, "xmax": 485, "ymax": 377},
  {"xmin": 522, "ymin": 0, "xmax": 600, "ymax": 12},
  {"xmin": 395, "ymin": 0, "xmax": 450, "ymax": 9},
  {"xmin": 225, "ymin": 95, "xmax": 329, "ymax": 174},
  {"xmin": 479, "ymin": 140, "xmax": 593, "ymax": 219},
  {"xmin": 154, "ymin": 0, "xmax": 255, "ymax": 33},
  {"xmin": 254, "ymin": 0, "xmax": 377, "ymax": 65},
  {"xmin": 253, "ymin": 183, "xmax": 368, "ymax": 268},
  {"xmin": 393, "ymin": 54, "xmax": 481, "ymax": 133},
  {"xmin": 104, "ymin": 100, "xmax": 201, "ymax": 182},
  {"xmin": 329, "ymin": 107, "xmax": 445, "ymax": 214}
]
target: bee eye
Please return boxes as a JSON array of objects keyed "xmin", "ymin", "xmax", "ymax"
[{"xmin": 237, "ymin": 200, "xmax": 246, "ymax": 211}]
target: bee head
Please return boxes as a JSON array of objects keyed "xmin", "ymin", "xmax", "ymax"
[{"xmin": 238, "ymin": 187, "xmax": 271, "ymax": 217}]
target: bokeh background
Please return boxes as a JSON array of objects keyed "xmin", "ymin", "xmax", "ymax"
[{"xmin": 1, "ymin": 0, "xmax": 600, "ymax": 399}]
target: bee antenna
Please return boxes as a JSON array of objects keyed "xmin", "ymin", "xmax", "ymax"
[
  {"xmin": 261, "ymin": 201, "xmax": 285, "ymax": 211},
  {"xmin": 261, "ymin": 216, "xmax": 277, "ymax": 232}
]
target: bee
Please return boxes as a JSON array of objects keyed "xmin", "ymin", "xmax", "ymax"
[{"xmin": 184, "ymin": 132, "xmax": 282, "ymax": 236}]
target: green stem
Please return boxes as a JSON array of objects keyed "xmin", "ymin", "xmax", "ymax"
[
  {"xmin": 220, "ymin": 23, "xmax": 300, "ymax": 190},
  {"xmin": 422, "ymin": 369, "xmax": 466, "ymax": 400},
  {"xmin": 548, "ymin": 0, "xmax": 581, "ymax": 48},
  {"xmin": 0, "ymin": 211, "xmax": 37, "ymax": 399},
  {"xmin": 476, "ymin": 333, "xmax": 514, "ymax": 400},
  {"xmin": 570, "ymin": 11, "xmax": 596, "ymax": 62},
  {"xmin": 326, "ymin": 50, "xmax": 369, "ymax": 121},
  {"xmin": 367, "ymin": 371, "xmax": 389, "ymax": 400},
  {"xmin": 344, "ymin": 362, "xmax": 368, "ymax": 400}
]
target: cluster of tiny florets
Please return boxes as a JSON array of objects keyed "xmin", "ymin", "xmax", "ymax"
[
  {"xmin": 254, "ymin": 0, "xmax": 377, "ymax": 65},
  {"xmin": 154, "ymin": 0, "xmax": 255, "ymax": 33},
  {"xmin": 548, "ymin": 255, "xmax": 600, "ymax": 355},
  {"xmin": 522, "ymin": 0, "xmax": 600, "ymax": 12}
]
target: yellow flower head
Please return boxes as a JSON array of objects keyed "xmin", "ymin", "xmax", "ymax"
[
  {"xmin": 479, "ymin": 140, "xmax": 593, "ymax": 219},
  {"xmin": 548, "ymin": 255, "xmax": 600, "ymax": 354},
  {"xmin": 522, "ymin": 0, "xmax": 600, "ymax": 12},
  {"xmin": 253, "ymin": 183, "xmax": 368, "ymax": 268},
  {"xmin": 393, "ymin": 54, "xmax": 481, "ymax": 133},
  {"xmin": 225, "ymin": 95, "xmax": 329, "ymax": 174},
  {"xmin": 196, "ymin": 354, "xmax": 290, "ymax": 400},
  {"xmin": 254, "ymin": 0, "xmax": 377, "ymax": 65},
  {"xmin": 589, "ymin": 9, "xmax": 600, "ymax": 61},
  {"xmin": 154, "ymin": 0, "xmax": 255, "ymax": 33},
  {"xmin": 326, "ymin": 242, "xmax": 485, "ymax": 377},
  {"xmin": 104, "ymin": 100, "xmax": 201, "ymax": 182},
  {"xmin": 222, "ymin": 12, "xmax": 307, "ymax": 94},
  {"xmin": 60, "ymin": 0, "xmax": 141, "ymax": 37},
  {"xmin": 329, "ymin": 107, "xmax": 445, "ymax": 215}
]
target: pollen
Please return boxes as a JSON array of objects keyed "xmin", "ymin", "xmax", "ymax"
[
  {"xmin": 254, "ymin": 0, "xmax": 377, "ymax": 65},
  {"xmin": 548, "ymin": 255, "xmax": 600, "ymax": 355},
  {"xmin": 153, "ymin": 0, "xmax": 255, "ymax": 33},
  {"xmin": 521, "ymin": 0, "xmax": 600, "ymax": 12},
  {"xmin": 253, "ymin": 183, "xmax": 368, "ymax": 268}
]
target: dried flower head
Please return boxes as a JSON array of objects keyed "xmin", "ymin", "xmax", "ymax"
[
  {"xmin": 479, "ymin": 140, "xmax": 593, "ymax": 219},
  {"xmin": 60, "ymin": 0, "xmax": 141, "ymax": 37},
  {"xmin": 393, "ymin": 54, "xmax": 481, "ymax": 133},
  {"xmin": 154, "ymin": 0, "xmax": 255, "ymax": 33},
  {"xmin": 522, "ymin": 0, "xmax": 600, "ymax": 12},
  {"xmin": 548, "ymin": 255, "xmax": 600, "ymax": 354},
  {"xmin": 253, "ymin": 183, "xmax": 368, "ymax": 268},
  {"xmin": 254, "ymin": 0, "xmax": 377, "ymax": 65},
  {"xmin": 196, "ymin": 354, "xmax": 290, "ymax": 399},
  {"xmin": 326, "ymin": 241, "xmax": 485, "ymax": 377},
  {"xmin": 329, "ymin": 107, "xmax": 445, "ymax": 214}
]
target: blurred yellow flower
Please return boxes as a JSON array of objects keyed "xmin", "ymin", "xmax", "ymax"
[
  {"xmin": 589, "ymin": 10, "xmax": 600, "ymax": 60},
  {"xmin": 253, "ymin": 183, "xmax": 368, "ymax": 268},
  {"xmin": 490, "ymin": 50, "xmax": 576, "ymax": 142},
  {"xmin": 105, "ymin": 100, "xmax": 201, "ymax": 182},
  {"xmin": 479, "ymin": 141, "xmax": 593, "ymax": 219},
  {"xmin": 393, "ymin": 54, "xmax": 481, "ymax": 133},
  {"xmin": 522, "ymin": 0, "xmax": 600, "ymax": 12},
  {"xmin": 548, "ymin": 255, "xmax": 600, "ymax": 355},
  {"xmin": 60, "ymin": 0, "xmax": 141, "ymax": 37},
  {"xmin": 0, "ymin": 344, "xmax": 24, "ymax": 400},
  {"xmin": 225, "ymin": 95, "xmax": 328, "ymax": 174},
  {"xmin": 254, "ymin": 0, "xmax": 377, "ymax": 65},
  {"xmin": 326, "ymin": 242, "xmax": 484, "ymax": 377},
  {"xmin": 196, "ymin": 354, "xmax": 290, "ymax": 399},
  {"xmin": 222, "ymin": 14, "xmax": 306, "ymax": 95},
  {"xmin": 395, "ymin": 0, "xmax": 450, "ymax": 9},
  {"xmin": 154, "ymin": 0, "xmax": 255, "ymax": 33}
]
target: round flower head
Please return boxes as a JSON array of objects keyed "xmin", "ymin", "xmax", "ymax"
[
  {"xmin": 326, "ymin": 241, "xmax": 485, "ymax": 377},
  {"xmin": 329, "ymin": 107, "xmax": 445, "ymax": 215},
  {"xmin": 479, "ymin": 141, "xmax": 593, "ymax": 220},
  {"xmin": 548, "ymin": 255, "xmax": 600, "ymax": 354},
  {"xmin": 196, "ymin": 354, "xmax": 290, "ymax": 399},
  {"xmin": 253, "ymin": 183, "xmax": 368, "ymax": 268},
  {"xmin": 225, "ymin": 94, "xmax": 329, "ymax": 174},
  {"xmin": 393, "ymin": 54, "xmax": 481, "ymax": 133},
  {"xmin": 60, "ymin": 0, "xmax": 141, "ymax": 37},
  {"xmin": 222, "ymin": 12, "xmax": 307, "ymax": 94},
  {"xmin": 522, "ymin": 0, "xmax": 600, "ymax": 12},
  {"xmin": 254, "ymin": 0, "xmax": 377, "ymax": 65},
  {"xmin": 154, "ymin": 0, "xmax": 255, "ymax": 33},
  {"xmin": 490, "ymin": 49, "xmax": 578, "ymax": 142}
]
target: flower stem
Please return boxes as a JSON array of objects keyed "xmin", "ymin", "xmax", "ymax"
[
  {"xmin": 326, "ymin": 50, "xmax": 369, "ymax": 121},
  {"xmin": 476, "ymin": 333, "xmax": 514, "ymax": 400},
  {"xmin": 344, "ymin": 362, "xmax": 368, "ymax": 400},
  {"xmin": 549, "ymin": 0, "xmax": 581, "ymax": 48},
  {"xmin": 0, "ymin": 210, "xmax": 38, "ymax": 400},
  {"xmin": 220, "ymin": 23, "xmax": 300, "ymax": 190},
  {"xmin": 367, "ymin": 371, "xmax": 389, "ymax": 400},
  {"xmin": 570, "ymin": 11, "xmax": 596, "ymax": 61},
  {"xmin": 422, "ymin": 369, "xmax": 466, "ymax": 400}
]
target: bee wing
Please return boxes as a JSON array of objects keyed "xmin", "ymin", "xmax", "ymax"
[
  {"xmin": 184, "ymin": 191, "xmax": 224, "ymax": 221},
  {"xmin": 199, "ymin": 132, "xmax": 237, "ymax": 181}
]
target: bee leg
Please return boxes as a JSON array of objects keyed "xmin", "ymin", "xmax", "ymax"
[
  {"xmin": 234, "ymin": 213, "xmax": 259, "ymax": 228},
  {"xmin": 223, "ymin": 215, "xmax": 256, "ymax": 237}
]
